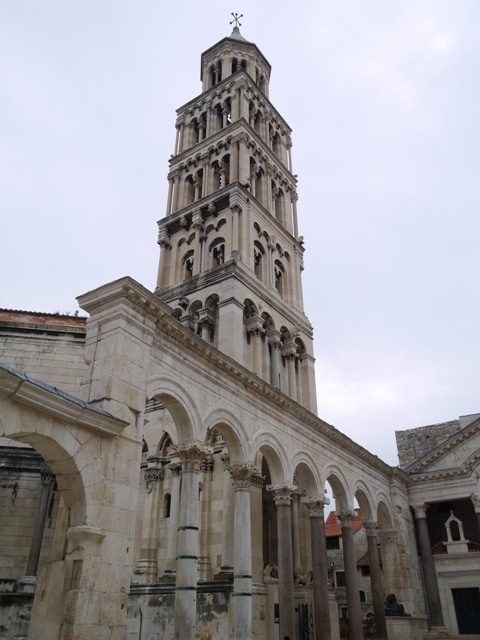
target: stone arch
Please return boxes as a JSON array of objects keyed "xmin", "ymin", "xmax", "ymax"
[
  {"xmin": 325, "ymin": 466, "xmax": 352, "ymax": 512},
  {"xmin": 376, "ymin": 498, "xmax": 394, "ymax": 529},
  {"xmin": 254, "ymin": 240, "xmax": 266, "ymax": 282},
  {"xmin": 204, "ymin": 408, "xmax": 249, "ymax": 465},
  {"xmin": 252, "ymin": 432, "xmax": 289, "ymax": 485},
  {"xmin": 354, "ymin": 482, "xmax": 376, "ymax": 521},
  {"xmin": 292, "ymin": 455, "xmax": 321, "ymax": 495},
  {"xmin": 208, "ymin": 237, "xmax": 226, "ymax": 269},
  {"xmin": 1, "ymin": 402, "xmax": 87, "ymax": 526},
  {"xmin": 146, "ymin": 375, "xmax": 200, "ymax": 444}
]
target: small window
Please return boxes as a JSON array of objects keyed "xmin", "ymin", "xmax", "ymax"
[
  {"xmin": 326, "ymin": 536, "xmax": 340, "ymax": 550},
  {"xmin": 360, "ymin": 565, "xmax": 370, "ymax": 576},
  {"xmin": 163, "ymin": 493, "xmax": 171, "ymax": 518},
  {"xmin": 335, "ymin": 570, "xmax": 346, "ymax": 588},
  {"xmin": 359, "ymin": 590, "xmax": 366, "ymax": 603}
]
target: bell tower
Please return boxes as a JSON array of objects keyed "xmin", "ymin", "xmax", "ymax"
[{"xmin": 155, "ymin": 25, "xmax": 317, "ymax": 413}]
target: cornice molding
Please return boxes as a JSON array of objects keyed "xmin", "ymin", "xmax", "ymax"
[
  {"xmin": 155, "ymin": 259, "xmax": 313, "ymax": 339},
  {"xmin": 0, "ymin": 363, "xmax": 128, "ymax": 437}
]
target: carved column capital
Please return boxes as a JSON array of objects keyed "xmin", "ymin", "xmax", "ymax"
[
  {"xmin": 175, "ymin": 443, "xmax": 212, "ymax": 471},
  {"xmin": 267, "ymin": 483, "xmax": 295, "ymax": 506},
  {"xmin": 363, "ymin": 520, "xmax": 379, "ymax": 537},
  {"xmin": 245, "ymin": 315, "xmax": 264, "ymax": 337},
  {"xmin": 303, "ymin": 495, "xmax": 330, "ymax": 519},
  {"xmin": 40, "ymin": 467, "xmax": 55, "ymax": 486},
  {"xmin": 335, "ymin": 509, "xmax": 356, "ymax": 528},
  {"xmin": 412, "ymin": 503, "xmax": 428, "ymax": 519},
  {"xmin": 281, "ymin": 341, "xmax": 297, "ymax": 359},
  {"xmin": 144, "ymin": 467, "xmax": 164, "ymax": 493},
  {"xmin": 229, "ymin": 463, "xmax": 257, "ymax": 489}
]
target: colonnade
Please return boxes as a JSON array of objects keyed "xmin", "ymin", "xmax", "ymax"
[
  {"xmin": 165, "ymin": 151, "xmax": 297, "ymax": 237},
  {"xmin": 135, "ymin": 442, "xmax": 393, "ymax": 640}
]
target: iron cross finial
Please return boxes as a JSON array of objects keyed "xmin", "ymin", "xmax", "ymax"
[{"xmin": 230, "ymin": 12, "xmax": 243, "ymax": 28}]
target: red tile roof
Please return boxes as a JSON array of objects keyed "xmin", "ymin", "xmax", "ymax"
[{"xmin": 325, "ymin": 508, "xmax": 363, "ymax": 537}]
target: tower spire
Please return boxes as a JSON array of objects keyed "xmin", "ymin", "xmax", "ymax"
[{"xmin": 155, "ymin": 29, "xmax": 317, "ymax": 413}]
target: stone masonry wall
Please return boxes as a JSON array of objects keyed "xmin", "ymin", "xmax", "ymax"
[
  {"xmin": 0, "ymin": 311, "xmax": 87, "ymax": 395},
  {"xmin": 395, "ymin": 420, "xmax": 461, "ymax": 468}
]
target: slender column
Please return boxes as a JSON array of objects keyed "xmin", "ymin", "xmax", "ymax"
[
  {"xmin": 192, "ymin": 211, "xmax": 204, "ymax": 276},
  {"xmin": 338, "ymin": 510, "xmax": 364, "ymax": 640},
  {"xmin": 250, "ymin": 167, "xmax": 257, "ymax": 197},
  {"xmin": 267, "ymin": 330, "xmax": 282, "ymax": 389},
  {"xmin": 230, "ymin": 464, "xmax": 255, "ymax": 640},
  {"xmin": 198, "ymin": 457, "xmax": 214, "ymax": 580},
  {"xmin": 205, "ymin": 103, "xmax": 212, "ymax": 137},
  {"xmin": 25, "ymin": 468, "xmax": 55, "ymax": 577},
  {"xmin": 364, "ymin": 521, "xmax": 388, "ymax": 640},
  {"xmin": 265, "ymin": 166, "xmax": 274, "ymax": 213},
  {"xmin": 137, "ymin": 464, "xmax": 164, "ymax": 581},
  {"xmin": 268, "ymin": 484, "xmax": 296, "ymax": 640},
  {"xmin": 164, "ymin": 462, "xmax": 182, "ymax": 577},
  {"xmin": 230, "ymin": 139, "xmax": 239, "ymax": 182},
  {"xmin": 173, "ymin": 172, "xmax": 182, "ymax": 213},
  {"xmin": 286, "ymin": 137, "xmax": 293, "ymax": 172},
  {"xmin": 220, "ymin": 452, "xmax": 234, "ymax": 573},
  {"xmin": 291, "ymin": 191, "xmax": 299, "ymax": 237},
  {"xmin": 165, "ymin": 176, "xmax": 174, "ymax": 216},
  {"xmin": 412, "ymin": 504, "xmax": 446, "ymax": 630},
  {"xmin": 174, "ymin": 444, "xmax": 210, "ymax": 640},
  {"xmin": 291, "ymin": 492, "xmax": 302, "ymax": 575},
  {"xmin": 230, "ymin": 202, "xmax": 242, "ymax": 258},
  {"xmin": 305, "ymin": 496, "xmax": 331, "ymax": 640},
  {"xmin": 246, "ymin": 316, "xmax": 264, "ymax": 375},
  {"xmin": 282, "ymin": 342, "xmax": 297, "ymax": 402},
  {"xmin": 177, "ymin": 121, "xmax": 185, "ymax": 153},
  {"xmin": 238, "ymin": 134, "xmax": 249, "ymax": 185},
  {"xmin": 267, "ymin": 236, "xmax": 275, "ymax": 289}
]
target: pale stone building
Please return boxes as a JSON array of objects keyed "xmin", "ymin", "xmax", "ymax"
[{"xmin": 1, "ymin": 24, "xmax": 480, "ymax": 640}]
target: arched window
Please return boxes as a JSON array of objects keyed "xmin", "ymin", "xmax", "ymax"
[
  {"xmin": 209, "ymin": 238, "xmax": 226, "ymax": 269},
  {"xmin": 359, "ymin": 590, "xmax": 366, "ymax": 603},
  {"xmin": 163, "ymin": 493, "xmax": 171, "ymax": 519},
  {"xmin": 274, "ymin": 261, "xmax": 285, "ymax": 297},
  {"xmin": 254, "ymin": 241, "xmax": 265, "ymax": 282},
  {"xmin": 182, "ymin": 250, "xmax": 194, "ymax": 280}
]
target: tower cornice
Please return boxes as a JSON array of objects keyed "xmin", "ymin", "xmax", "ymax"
[{"xmin": 155, "ymin": 258, "xmax": 314, "ymax": 340}]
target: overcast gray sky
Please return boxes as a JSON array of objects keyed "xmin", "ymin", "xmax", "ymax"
[{"xmin": 2, "ymin": 2, "xmax": 479, "ymax": 466}]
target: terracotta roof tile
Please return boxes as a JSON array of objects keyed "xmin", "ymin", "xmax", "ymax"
[{"xmin": 324, "ymin": 508, "xmax": 363, "ymax": 537}]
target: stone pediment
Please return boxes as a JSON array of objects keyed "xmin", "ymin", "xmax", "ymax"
[{"xmin": 403, "ymin": 414, "xmax": 480, "ymax": 477}]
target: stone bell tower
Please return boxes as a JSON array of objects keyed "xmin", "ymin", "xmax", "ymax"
[{"xmin": 155, "ymin": 24, "xmax": 317, "ymax": 413}]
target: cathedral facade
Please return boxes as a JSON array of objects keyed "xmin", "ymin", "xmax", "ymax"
[{"xmin": 1, "ymin": 26, "xmax": 480, "ymax": 640}]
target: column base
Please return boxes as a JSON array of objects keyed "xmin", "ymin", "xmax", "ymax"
[
  {"xmin": 160, "ymin": 570, "xmax": 176, "ymax": 583},
  {"xmin": 214, "ymin": 566, "xmax": 233, "ymax": 581},
  {"xmin": 428, "ymin": 627, "xmax": 450, "ymax": 638}
]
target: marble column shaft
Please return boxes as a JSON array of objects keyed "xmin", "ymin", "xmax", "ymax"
[
  {"xmin": 25, "ymin": 468, "xmax": 54, "ymax": 577},
  {"xmin": 364, "ymin": 521, "xmax": 388, "ymax": 640},
  {"xmin": 174, "ymin": 445, "xmax": 210, "ymax": 640},
  {"xmin": 270, "ymin": 485, "xmax": 296, "ymax": 640},
  {"xmin": 231, "ymin": 464, "xmax": 255, "ymax": 640},
  {"xmin": 164, "ymin": 462, "xmax": 182, "ymax": 576},
  {"xmin": 306, "ymin": 497, "xmax": 332, "ymax": 640},
  {"xmin": 339, "ymin": 511, "xmax": 364, "ymax": 640},
  {"xmin": 413, "ymin": 504, "xmax": 445, "ymax": 629}
]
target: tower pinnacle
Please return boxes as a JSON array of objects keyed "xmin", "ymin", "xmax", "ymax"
[{"xmin": 229, "ymin": 12, "xmax": 243, "ymax": 28}]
